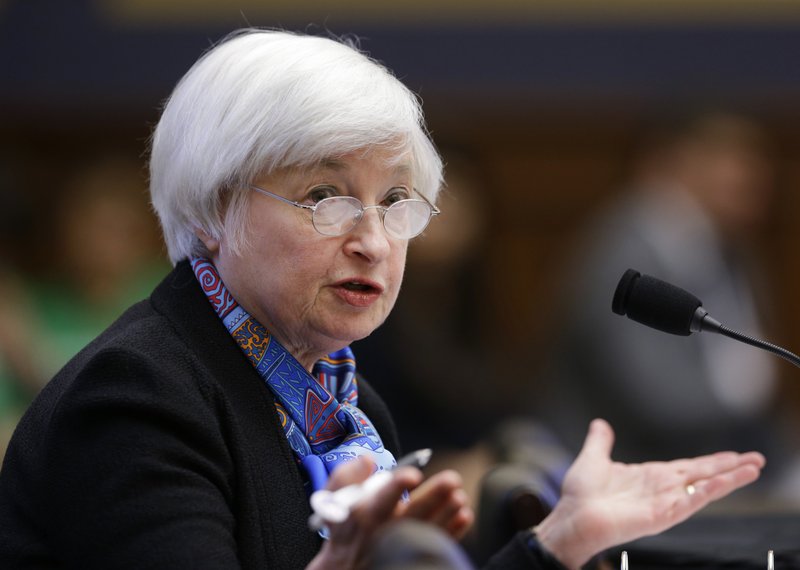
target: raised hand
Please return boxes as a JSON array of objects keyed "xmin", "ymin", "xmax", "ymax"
[{"xmin": 535, "ymin": 419, "xmax": 765, "ymax": 569}]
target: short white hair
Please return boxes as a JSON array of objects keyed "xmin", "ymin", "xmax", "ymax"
[{"xmin": 149, "ymin": 29, "xmax": 443, "ymax": 264}]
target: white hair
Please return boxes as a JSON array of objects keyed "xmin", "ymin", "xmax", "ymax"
[{"xmin": 149, "ymin": 28, "xmax": 443, "ymax": 264}]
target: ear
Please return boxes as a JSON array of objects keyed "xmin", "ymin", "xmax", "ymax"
[{"xmin": 194, "ymin": 227, "xmax": 220, "ymax": 255}]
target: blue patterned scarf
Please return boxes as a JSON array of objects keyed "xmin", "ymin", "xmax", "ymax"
[{"xmin": 191, "ymin": 257, "xmax": 396, "ymax": 491}]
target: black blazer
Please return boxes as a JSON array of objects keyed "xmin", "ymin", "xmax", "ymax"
[
  {"xmin": 0, "ymin": 261, "xmax": 400, "ymax": 569},
  {"xmin": 0, "ymin": 261, "xmax": 551, "ymax": 570}
]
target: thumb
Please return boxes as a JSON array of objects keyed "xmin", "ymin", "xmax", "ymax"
[
  {"xmin": 577, "ymin": 418, "xmax": 615, "ymax": 462},
  {"xmin": 327, "ymin": 456, "xmax": 375, "ymax": 491}
]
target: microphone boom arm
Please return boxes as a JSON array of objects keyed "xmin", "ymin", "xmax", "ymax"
[{"xmin": 693, "ymin": 307, "xmax": 800, "ymax": 369}]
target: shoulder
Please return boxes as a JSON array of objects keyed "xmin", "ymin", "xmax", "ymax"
[
  {"xmin": 47, "ymin": 296, "xmax": 213, "ymax": 403},
  {"xmin": 13, "ymin": 264, "xmax": 233, "ymax": 461},
  {"xmin": 17, "ymin": 307, "xmax": 227, "ymax": 465},
  {"xmin": 2, "ymin": 293, "xmax": 237, "ymax": 506},
  {"xmin": 53, "ymin": 260, "xmax": 226, "ymax": 398}
]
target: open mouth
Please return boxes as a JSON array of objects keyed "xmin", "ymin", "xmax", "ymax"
[
  {"xmin": 334, "ymin": 279, "xmax": 383, "ymax": 307},
  {"xmin": 341, "ymin": 282, "xmax": 375, "ymax": 292}
]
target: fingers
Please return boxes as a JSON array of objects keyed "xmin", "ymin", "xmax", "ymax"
[
  {"xmin": 444, "ymin": 498, "xmax": 475, "ymax": 540},
  {"xmin": 328, "ymin": 465, "xmax": 424, "ymax": 545},
  {"xmin": 325, "ymin": 458, "xmax": 424, "ymax": 528},
  {"xmin": 418, "ymin": 484, "xmax": 473, "ymax": 540},
  {"xmin": 577, "ymin": 418, "xmax": 615, "ymax": 462},
  {"xmin": 326, "ymin": 456, "xmax": 375, "ymax": 491},
  {"xmin": 320, "ymin": 465, "xmax": 425, "ymax": 568},
  {"xmin": 688, "ymin": 462, "xmax": 762, "ymax": 505},
  {"xmin": 660, "ymin": 459, "xmax": 763, "ymax": 531},
  {"xmin": 403, "ymin": 470, "xmax": 475, "ymax": 539},
  {"xmin": 738, "ymin": 451, "xmax": 767, "ymax": 469},
  {"xmin": 359, "ymin": 466, "xmax": 425, "ymax": 525},
  {"xmin": 405, "ymin": 470, "xmax": 463, "ymax": 518},
  {"xmin": 670, "ymin": 450, "xmax": 766, "ymax": 487}
]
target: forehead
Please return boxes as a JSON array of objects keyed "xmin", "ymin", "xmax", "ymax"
[
  {"xmin": 311, "ymin": 148, "xmax": 413, "ymax": 175},
  {"xmin": 257, "ymin": 147, "xmax": 414, "ymax": 187}
]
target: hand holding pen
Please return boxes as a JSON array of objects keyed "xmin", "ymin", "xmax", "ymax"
[
  {"xmin": 307, "ymin": 447, "xmax": 474, "ymax": 570},
  {"xmin": 309, "ymin": 449, "xmax": 433, "ymax": 530}
]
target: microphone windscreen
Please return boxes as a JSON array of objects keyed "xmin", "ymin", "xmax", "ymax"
[{"xmin": 612, "ymin": 269, "xmax": 703, "ymax": 336}]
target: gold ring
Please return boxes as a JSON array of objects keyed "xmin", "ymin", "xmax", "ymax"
[{"xmin": 685, "ymin": 484, "xmax": 696, "ymax": 496}]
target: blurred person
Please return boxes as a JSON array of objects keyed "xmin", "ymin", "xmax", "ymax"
[
  {"xmin": 0, "ymin": 160, "xmax": 45, "ymax": 453},
  {"xmin": 0, "ymin": 273, "xmax": 43, "ymax": 454},
  {"xmin": 536, "ymin": 112, "xmax": 788, "ymax": 491},
  {"xmin": 0, "ymin": 31, "xmax": 766, "ymax": 570},
  {"xmin": 0, "ymin": 154, "xmax": 168, "ymax": 451},
  {"xmin": 26, "ymin": 154, "xmax": 169, "ymax": 379}
]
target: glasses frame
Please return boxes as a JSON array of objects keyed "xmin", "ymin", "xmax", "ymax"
[{"xmin": 249, "ymin": 185, "xmax": 440, "ymax": 239}]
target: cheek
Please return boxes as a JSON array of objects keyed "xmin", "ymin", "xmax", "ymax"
[
  {"xmin": 249, "ymin": 213, "xmax": 322, "ymax": 278},
  {"xmin": 387, "ymin": 246, "xmax": 408, "ymax": 298},
  {"xmin": 272, "ymin": 242, "xmax": 338, "ymax": 297}
]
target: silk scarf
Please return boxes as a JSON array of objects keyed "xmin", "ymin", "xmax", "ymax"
[{"xmin": 191, "ymin": 257, "xmax": 396, "ymax": 490}]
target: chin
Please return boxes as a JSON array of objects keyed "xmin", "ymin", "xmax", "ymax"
[{"xmin": 328, "ymin": 321, "xmax": 381, "ymax": 346}]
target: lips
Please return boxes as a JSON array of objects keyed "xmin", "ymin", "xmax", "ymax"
[{"xmin": 332, "ymin": 278, "xmax": 384, "ymax": 307}]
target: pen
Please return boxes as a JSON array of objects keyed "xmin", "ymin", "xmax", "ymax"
[
  {"xmin": 304, "ymin": 448, "xmax": 432, "ymax": 494},
  {"xmin": 308, "ymin": 448, "xmax": 434, "ymax": 530},
  {"xmin": 395, "ymin": 448, "xmax": 432, "ymax": 470}
]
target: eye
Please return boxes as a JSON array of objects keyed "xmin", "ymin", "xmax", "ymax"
[
  {"xmin": 383, "ymin": 187, "xmax": 411, "ymax": 206},
  {"xmin": 306, "ymin": 185, "xmax": 338, "ymax": 204}
]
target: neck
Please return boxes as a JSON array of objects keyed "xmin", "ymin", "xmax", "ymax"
[
  {"xmin": 287, "ymin": 347, "xmax": 322, "ymax": 373},
  {"xmin": 278, "ymin": 337, "xmax": 342, "ymax": 373}
]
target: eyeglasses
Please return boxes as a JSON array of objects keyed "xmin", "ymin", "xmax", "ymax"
[{"xmin": 250, "ymin": 185, "xmax": 440, "ymax": 240}]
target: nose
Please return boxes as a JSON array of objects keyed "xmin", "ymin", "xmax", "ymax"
[{"xmin": 343, "ymin": 207, "xmax": 392, "ymax": 263}]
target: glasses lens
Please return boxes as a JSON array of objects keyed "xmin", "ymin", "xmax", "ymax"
[
  {"xmin": 384, "ymin": 200, "xmax": 433, "ymax": 239},
  {"xmin": 313, "ymin": 196, "xmax": 362, "ymax": 236}
]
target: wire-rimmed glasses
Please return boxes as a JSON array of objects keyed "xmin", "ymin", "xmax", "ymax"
[{"xmin": 250, "ymin": 186, "xmax": 440, "ymax": 240}]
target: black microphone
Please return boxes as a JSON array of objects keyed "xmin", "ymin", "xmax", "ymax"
[{"xmin": 613, "ymin": 268, "xmax": 800, "ymax": 368}]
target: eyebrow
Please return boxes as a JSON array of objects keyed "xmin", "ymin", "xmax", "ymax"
[
  {"xmin": 318, "ymin": 158, "xmax": 347, "ymax": 171},
  {"xmin": 316, "ymin": 158, "xmax": 412, "ymax": 176}
]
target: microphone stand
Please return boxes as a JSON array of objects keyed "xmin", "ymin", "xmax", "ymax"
[{"xmin": 692, "ymin": 307, "xmax": 800, "ymax": 369}]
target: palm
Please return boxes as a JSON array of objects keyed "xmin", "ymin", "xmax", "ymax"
[{"xmin": 539, "ymin": 419, "xmax": 764, "ymax": 568}]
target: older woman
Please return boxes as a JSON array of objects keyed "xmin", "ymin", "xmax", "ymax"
[{"xmin": 0, "ymin": 29, "xmax": 764, "ymax": 569}]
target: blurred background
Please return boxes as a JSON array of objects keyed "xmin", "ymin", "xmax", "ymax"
[{"xmin": 4, "ymin": 0, "xmax": 800, "ymax": 513}]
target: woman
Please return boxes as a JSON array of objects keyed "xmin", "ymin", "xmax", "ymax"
[{"xmin": 0, "ymin": 29, "xmax": 764, "ymax": 569}]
